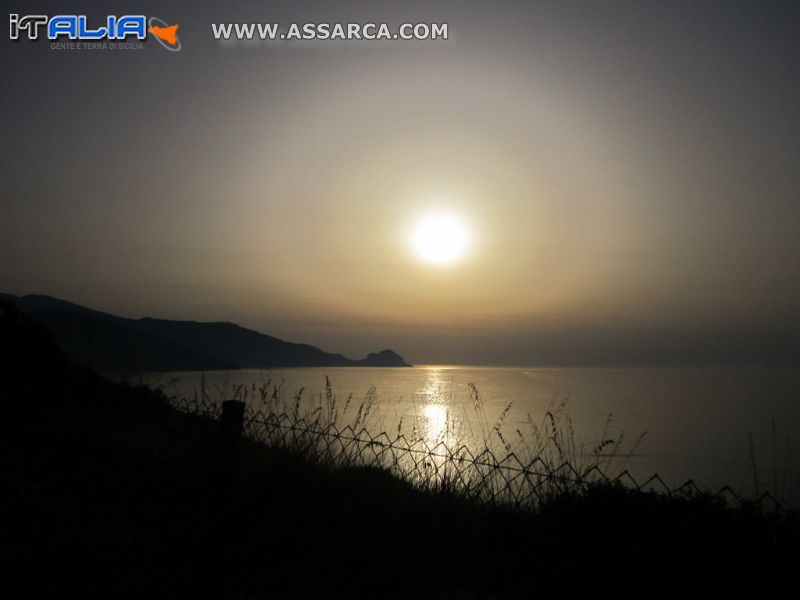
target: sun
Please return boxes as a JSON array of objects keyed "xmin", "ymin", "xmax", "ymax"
[{"xmin": 410, "ymin": 213, "xmax": 470, "ymax": 266}]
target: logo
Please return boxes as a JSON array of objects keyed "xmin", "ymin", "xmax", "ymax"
[
  {"xmin": 9, "ymin": 14, "xmax": 181, "ymax": 51},
  {"xmin": 148, "ymin": 17, "xmax": 181, "ymax": 51}
]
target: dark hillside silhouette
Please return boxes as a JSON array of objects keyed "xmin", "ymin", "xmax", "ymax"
[
  {"xmin": 33, "ymin": 310, "xmax": 237, "ymax": 373},
  {"xmin": 2, "ymin": 293, "xmax": 411, "ymax": 373},
  {"xmin": 131, "ymin": 317, "xmax": 409, "ymax": 368}
]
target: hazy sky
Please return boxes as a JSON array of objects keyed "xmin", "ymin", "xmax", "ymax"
[{"xmin": 2, "ymin": 1, "xmax": 800, "ymax": 365}]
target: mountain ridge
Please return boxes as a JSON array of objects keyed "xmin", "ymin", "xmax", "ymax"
[{"xmin": 1, "ymin": 293, "xmax": 411, "ymax": 372}]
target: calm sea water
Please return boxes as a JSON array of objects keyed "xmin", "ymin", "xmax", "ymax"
[{"xmin": 157, "ymin": 366, "xmax": 800, "ymax": 500}]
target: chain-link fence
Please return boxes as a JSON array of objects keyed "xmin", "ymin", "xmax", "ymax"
[{"xmin": 170, "ymin": 396, "xmax": 794, "ymax": 514}]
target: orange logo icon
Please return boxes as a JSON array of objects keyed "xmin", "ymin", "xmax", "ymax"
[
  {"xmin": 147, "ymin": 17, "xmax": 181, "ymax": 51},
  {"xmin": 149, "ymin": 23, "xmax": 179, "ymax": 45}
]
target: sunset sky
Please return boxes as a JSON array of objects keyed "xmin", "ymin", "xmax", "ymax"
[{"xmin": 2, "ymin": 1, "xmax": 800, "ymax": 365}]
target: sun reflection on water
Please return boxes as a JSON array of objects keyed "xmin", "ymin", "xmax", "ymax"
[
  {"xmin": 416, "ymin": 369, "xmax": 461, "ymax": 445},
  {"xmin": 422, "ymin": 404, "xmax": 448, "ymax": 442}
]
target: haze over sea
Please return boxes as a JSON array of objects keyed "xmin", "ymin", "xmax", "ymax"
[{"xmin": 162, "ymin": 365, "xmax": 800, "ymax": 499}]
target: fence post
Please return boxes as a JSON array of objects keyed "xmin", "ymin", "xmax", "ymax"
[{"xmin": 219, "ymin": 399, "xmax": 245, "ymax": 484}]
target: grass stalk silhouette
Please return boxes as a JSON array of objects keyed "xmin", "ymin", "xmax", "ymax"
[{"xmin": 181, "ymin": 374, "xmax": 654, "ymax": 507}]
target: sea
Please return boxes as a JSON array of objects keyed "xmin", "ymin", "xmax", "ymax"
[{"xmin": 156, "ymin": 366, "xmax": 800, "ymax": 502}]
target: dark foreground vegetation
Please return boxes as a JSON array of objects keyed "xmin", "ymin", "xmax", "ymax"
[{"xmin": 1, "ymin": 300, "xmax": 797, "ymax": 599}]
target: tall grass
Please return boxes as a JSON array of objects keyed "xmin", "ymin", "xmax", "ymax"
[
  {"xmin": 173, "ymin": 373, "xmax": 652, "ymax": 507},
  {"xmin": 748, "ymin": 418, "xmax": 797, "ymax": 508}
]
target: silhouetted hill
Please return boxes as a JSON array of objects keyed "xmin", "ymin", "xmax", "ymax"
[
  {"xmin": 1, "ymin": 293, "xmax": 113, "ymax": 320},
  {"xmin": 34, "ymin": 310, "xmax": 236, "ymax": 373},
  {"xmin": 4, "ymin": 293, "xmax": 411, "ymax": 372},
  {"xmin": 132, "ymin": 318, "xmax": 355, "ymax": 368}
]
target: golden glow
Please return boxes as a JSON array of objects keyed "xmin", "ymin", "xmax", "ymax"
[
  {"xmin": 422, "ymin": 404, "xmax": 447, "ymax": 441},
  {"xmin": 410, "ymin": 213, "xmax": 470, "ymax": 266}
]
